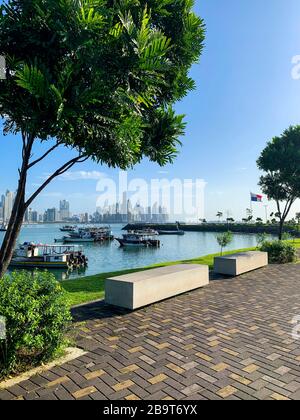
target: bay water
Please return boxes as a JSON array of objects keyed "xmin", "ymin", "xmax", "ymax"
[{"xmin": 0, "ymin": 224, "xmax": 261, "ymax": 280}]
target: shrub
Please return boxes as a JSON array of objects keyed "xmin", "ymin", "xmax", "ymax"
[
  {"xmin": 260, "ymin": 240, "xmax": 297, "ymax": 264},
  {"xmin": 0, "ymin": 271, "xmax": 71, "ymax": 377}
]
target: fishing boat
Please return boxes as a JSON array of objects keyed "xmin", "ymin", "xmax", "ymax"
[
  {"xmin": 115, "ymin": 231, "xmax": 160, "ymax": 248},
  {"xmin": 79, "ymin": 226, "xmax": 114, "ymax": 241},
  {"xmin": 56, "ymin": 226, "xmax": 114, "ymax": 244},
  {"xmin": 157, "ymin": 226, "xmax": 185, "ymax": 236},
  {"xmin": 60, "ymin": 225, "xmax": 77, "ymax": 232},
  {"xmin": 10, "ymin": 243, "xmax": 88, "ymax": 269}
]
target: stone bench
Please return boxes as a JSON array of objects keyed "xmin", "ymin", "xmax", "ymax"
[
  {"xmin": 214, "ymin": 251, "xmax": 268, "ymax": 276},
  {"xmin": 105, "ymin": 264, "xmax": 209, "ymax": 310}
]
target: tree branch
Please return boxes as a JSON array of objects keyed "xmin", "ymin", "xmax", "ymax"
[
  {"xmin": 25, "ymin": 154, "xmax": 88, "ymax": 208},
  {"xmin": 28, "ymin": 141, "xmax": 63, "ymax": 169},
  {"xmin": 21, "ymin": 132, "xmax": 26, "ymax": 160},
  {"xmin": 282, "ymin": 197, "xmax": 296, "ymax": 221}
]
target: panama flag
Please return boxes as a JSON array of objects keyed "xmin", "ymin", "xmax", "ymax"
[{"xmin": 251, "ymin": 192, "xmax": 263, "ymax": 202}]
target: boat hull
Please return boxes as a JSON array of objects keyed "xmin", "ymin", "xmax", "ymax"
[
  {"xmin": 116, "ymin": 238, "xmax": 148, "ymax": 247},
  {"xmin": 63, "ymin": 238, "xmax": 95, "ymax": 243},
  {"xmin": 158, "ymin": 231, "xmax": 185, "ymax": 236},
  {"xmin": 10, "ymin": 259, "xmax": 69, "ymax": 269},
  {"xmin": 116, "ymin": 238, "xmax": 160, "ymax": 248}
]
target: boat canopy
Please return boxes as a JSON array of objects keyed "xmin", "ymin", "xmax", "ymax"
[{"xmin": 20, "ymin": 243, "xmax": 84, "ymax": 253}]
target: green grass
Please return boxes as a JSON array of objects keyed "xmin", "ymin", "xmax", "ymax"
[
  {"xmin": 61, "ymin": 239, "xmax": 300, "ymax": 307},
  {"xmin": 291, "ymin": 238, "xmax": 300, "ymax": 248}
]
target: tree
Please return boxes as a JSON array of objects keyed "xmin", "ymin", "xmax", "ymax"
[
  {"xmin": 0, "ymin": 0, "xmax": 205, "ymax": 276},
  {"xmin": 216, "ymin": 231, "xmax": 233, "ymax": 256},
  {"xmin": 257, "ymin": 126, "xmax": 300, "ymax": 240},
  {"xmin": 216, "ymin": 211, "xmax": 223, "ymax": 222}
]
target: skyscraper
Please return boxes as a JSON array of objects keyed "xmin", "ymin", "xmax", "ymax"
[
  {"xmin": 4, "ymin": 190, "xmax": 15, "ymax": 222},
  {"xmin": 25, "ymin": 208, "xmax": 38, "ymax": 223},
  {"xmin": 0, "ymin": 194, "xmax": 5, "ymax": 221},
  {"xmin": 59, "ymin": 200, "xmax": 70, "ymax": 221},
  {"xmin": 44, "ymin": 208, "xmax": 58, "ymax": 223}
]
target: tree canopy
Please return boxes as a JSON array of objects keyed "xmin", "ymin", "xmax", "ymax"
[
  {"xmin": 257, "ymin": 125, "xmax": 300, "ymax": 238},
  {"xmin": 0, "ymin": 0, "xmax": 205, "ymax": 277},
  {"xmin": 0, "ymin": 0, "xmax": 205, "ymax": 168}
]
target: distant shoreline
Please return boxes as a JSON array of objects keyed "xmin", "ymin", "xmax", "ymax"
[
  {"xmin": 3, "ymin": 221, "xmax": 298, "ymax": 238},
  {"xmin": 124, "ymin": 222, "xmax": 300, "ymax": 237}
]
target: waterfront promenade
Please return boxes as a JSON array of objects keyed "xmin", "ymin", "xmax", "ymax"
[{"xmin": 1, "ymin": 262, "xmax": 300, "ymax": 400}]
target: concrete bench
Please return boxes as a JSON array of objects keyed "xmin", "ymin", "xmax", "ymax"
[
  {"xmin": 105, "ymin": 264, "xmax": 209, "ymax": 310},
  {"xmin": 214, "ymin": 251, "xmax": 268, "ymax": 276}
]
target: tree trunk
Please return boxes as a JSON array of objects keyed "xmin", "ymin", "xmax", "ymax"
[
  {"xmin": 0, "ymin": 200, "xmax": 26, "ymax": 278},
  {"xmin": 0, "ymin": 134, "xmax": 33, "ymax": 278},
  {"xmin": 278, "ymin": 219, "xmax": 284, "ymax": 240},
  {"xmin": 0, "ymin": 135, "xmax": 86, "ymax": 278}
]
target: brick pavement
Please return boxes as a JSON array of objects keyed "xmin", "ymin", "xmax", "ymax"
[{"xmin": 1, "ymin": 263, "xmax": 300, "ymax": 400}]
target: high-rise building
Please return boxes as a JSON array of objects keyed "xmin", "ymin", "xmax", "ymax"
[
  {"xmin": 121, "ymin": 192, "xmax": 127, "ymax": 215},
  {"xmin": 25, "ymin": 208, "xmax": 38, "ymax": 223},
  {"xmin": 44, "ymin": 208, "xmax": 58, "ymax": 223},
  {"xmin": 59, "ymin": 200, "xmax": 70, "ymax": 221},
  {"xmin": 3, "ymin": 190, "xmax": 15, "ymax": 222},
  {"xmin": 0, "ymin": 194, "xmax": 4, "ymax": 221},
  {"xmin": 30, "ymin": 211, "xmax": 38, "ymax": 223}
]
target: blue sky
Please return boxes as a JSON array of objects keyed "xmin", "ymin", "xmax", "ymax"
[{"xmin": 1, "ymin": 0, "xmax": 300, "ymax": 220}]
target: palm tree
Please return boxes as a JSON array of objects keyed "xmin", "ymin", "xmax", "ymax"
[{"xmin": 216, "ymin": 212, "xmax": 223, "ymax": 223}]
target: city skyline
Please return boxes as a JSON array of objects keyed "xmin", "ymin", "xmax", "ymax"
[
  {"xmin": 1, "ymin": 186, "xmax": 299, "ymax": 225},
  {"xmin": 0, "ymin": 190, "xmax": 171, "ymax": 224}
]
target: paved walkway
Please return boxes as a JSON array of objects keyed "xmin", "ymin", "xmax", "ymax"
[{"xmin": 1, "ymin": 263, "xmax": 300, "ymax": 400}]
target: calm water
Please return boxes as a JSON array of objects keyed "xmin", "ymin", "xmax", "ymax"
[{"xmin": 1, "ymin": 224, "xmax": 262, "ymax": 280}]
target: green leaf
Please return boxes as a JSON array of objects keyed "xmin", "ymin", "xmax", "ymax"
[{"xmin": 15, "ymin": 64, "xmax": 49, "ymax": 99}]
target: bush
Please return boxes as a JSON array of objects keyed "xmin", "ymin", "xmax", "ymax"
[
  {"xmin": 0, "ymin": 271, "xmax": 71, "ymax": 377},
  {"xmin": 260, "ymin": 240, "xmax": 297, "ymax": 264}
]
